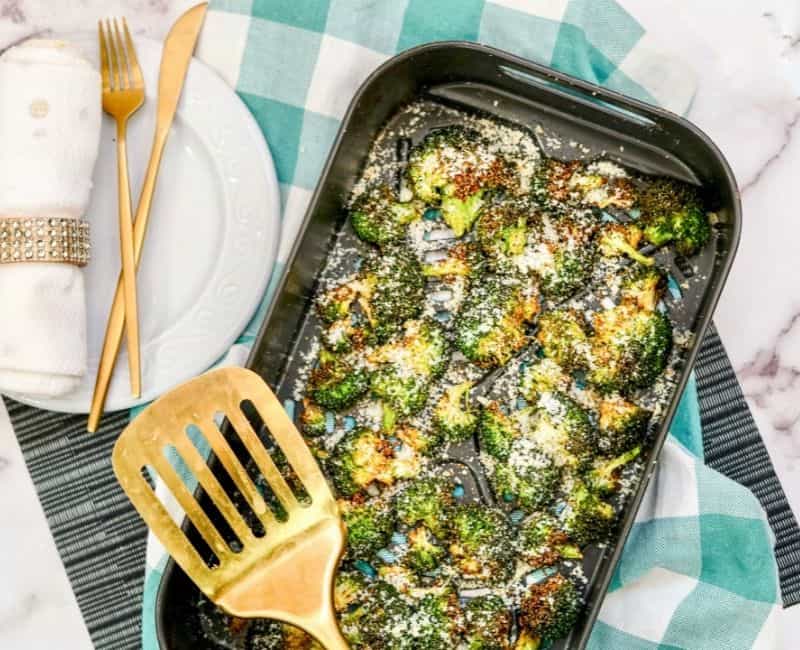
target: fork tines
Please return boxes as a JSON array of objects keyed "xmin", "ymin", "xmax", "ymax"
[{"xmin": 98, "ymin": 17, "xmax": 144, "ymax": 92}]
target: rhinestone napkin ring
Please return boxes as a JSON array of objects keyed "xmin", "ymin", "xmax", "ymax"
[{"xmin": 0, "ymin": 217, "xmax": 91, "ymax": 267}]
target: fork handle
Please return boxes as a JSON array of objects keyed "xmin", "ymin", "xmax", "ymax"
[{"xmin": 115, "ymin": 118, "xmax": 141, "ymax": 398}]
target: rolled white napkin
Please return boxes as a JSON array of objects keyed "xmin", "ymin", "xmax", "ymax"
[{"xmin": 0, "ymin": 40, "xmax": 101, "ymax": 397}]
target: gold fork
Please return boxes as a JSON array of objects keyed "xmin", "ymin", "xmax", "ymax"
[
  {"xmin": 99, "ymin": 18, "xmax": 143, "ymax": 397},
  {"xmin": 112, "ymin": 368, "xmax": 348, "ymax": 649}
]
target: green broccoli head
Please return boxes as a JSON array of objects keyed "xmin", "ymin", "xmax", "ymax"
[
  {"xmin": 320, "ymin": 315, "xmax": 374, "ymax": 354},
  {"xmin": 341, "ymin": 499, "xmax": 395, "ymax": 560},
  {"xmin": 407, "ymin": 126, "xmax": 478, "ymax": 203},
  {"xmin": 533, "ymin": 158, "xmax": 635, "ymax": 209},
  {"xmin": 316, "ymin": 281, "xmax": 358, "ymax": 325},
  {"xmin": 519, "ymin": 512, "xmax": 582, "ymax": 568},
  {"xmin": 476, "ymin": 202, "xmax": 529, "ymax": 273},
  {"xmin": 597, "ymin": 222, "xmax": 654, "ymax": 266},
  {"xmin": 598, "ymin": 394, "xmax": 651, "ymax": 455},
  {"xmin": 358, "ymin": 246, "xmax": 425, "ymax": 342},
  {"xmin": 525, "ymin": 213, "xmax": 597, "ymax": 301},
  {"xmin": 369, "ymin": 319, "xmax": 450, "ymax": 417},
  {"xmin": 333, "ymin": 570, "xmax": 368, "ymax": 613},
  {"xmin": 409, "ymin": 588, "xmax": 466, "ymax": 649},
  {"xmin": 562, "ymin": 480, "xmax": 616, "ymax": 545},
  {"xmin": 329, "ymin": 428, "xmax": 392, "ymax": 496},
  {"xmin": 339, "ymin": 580, "xmax": 411, "ymax": 648},
  {"xmin": 405, "ymin": 525, "xmax": 447, "ymax": 573},
  {"xmin": 433, "ymin": 381, "xmax": 478, "ymax": 443},
  {"xmin": 422, "ymin": 241, "xmax": 485, "ymax": 279},
  {"xmin": 535, "ymin": 309, "xmax": 590, "ymax": 372},
  {"xmin": 587, "ymin": 304, "xmax": 672, "ymax": 395},
  {"xmin": 620, "ymin": 265, "xmax": 667, "ymax": 312},
  {"xmin": 350, "ymin": 183, "xmax": 423, "ymax": 246},
  {"xmin": 489, "ymin": 436, "xmax": 561, "ymax": 511},
  {"xmin": 299, "ymin": 398, "xmax": 328, "ymax": 437},
  {"xmin": 588, "ymin": 446, "xmax": 642, "ymax": 496},
  {"xmin": 441, "ymin": 189, "xmax": 487, "ymax": 237},
  {"xmin": 478, "ymin": 401, "xmax": 520, "ymax": 462},
  {"xmin": 395, "ymin": 476, "xmax": 455, "ymax": 538},
  {"xmin": 571, "ymin": 160, "xmax": 636, "ymax": 209},
  {"xmin": 464, "ymin": 595, "xmax": 512, "ymax": 650},
  {"xmin": 407, "ymin": 125, "xmax": 513, "ymax": 206},
  {"xmin": 307, "ymin": 350, "xmax": 369, "ymax": 411},
  {"xmin": 449, "ymin": 504, "xmax": 515, "ymax": 584},
  {"xmin": 455, "ymin": 276, "xmax": 539, "ymax": 368},
  {"xmin": 519, "ymin": 574, "xmax": 581, "ymax": 644},
  {"xmin": 520, "ymin": 358, "xmax": 571, "ymax": 401},
  {"xmin": 639, "ymin": 177, "xmax": 710, "ymax": 255},
  {"xmin": 528, "ymin": 392, "xmax": 597, "ymax": 469}
]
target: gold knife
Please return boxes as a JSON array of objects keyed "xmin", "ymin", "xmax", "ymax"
[{"xmin": 88, "ymin": 2, "xmax": 208, "ymax": 432}]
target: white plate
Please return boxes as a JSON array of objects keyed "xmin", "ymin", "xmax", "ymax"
[{"xmin": 13, "ymin": 36, "xmax": 280, "ymax": 413}]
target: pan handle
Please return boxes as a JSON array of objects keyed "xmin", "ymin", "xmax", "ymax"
[{"xmin": 496, "ymin": 61, "xmax": 660, "ymax": 129}]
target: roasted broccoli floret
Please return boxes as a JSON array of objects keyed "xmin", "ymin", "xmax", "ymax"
[
  {"xmin": 620, "ymin": 265, "xmax": 666, "ymax": 312},
  {"xmin": 395, "ymin": 476, "xmax": 454, "ymax": 538},
  {"xmin": 369, "ymin": 319, "xmax": 450, "ymax": 417},
  {"xmin": 299, "ymin": 398, "xmax": 328, "ymax": 437},
  {"xmin": 395, "ymin": 423, "xmax": 442, "ymax": 457},
  {"xmin": 476, "ymin": 202, "xmax": 529, "ymax": 273},
  {"xmin": 441, "ymin": 190, "xmax": 487, "ymax": 238},
  {"xmin": 561, "ymin": 481, "xmax": 616, "ymax": 545},
  {"xmin": 406, "ymin": 525, "xmax": 446, "ymax": 572},
  {"xmin": 455, "ymin": 276, "xmax": 539, "ymax": 368},
  {"xmin": 527, "ymin": 393, "xmax": 597, "ymax": 469},
  {"xmin": 409, "ymin": 588, "xmax": 466, "ymax": 649},
  {"xmin": 307, "ymin": 350, "xmax": 369, "ymax": 411},
  {"xmin": 519, "ymin": 512, "xmax": 582, "ymax": 568},
  {"xmin": 597, "ymin": 222, "xmax": 654, "ymax": 266},
  {"xmin": 598, "ymin": 394, "xmax": 651, "ymax": 455},
  {"xmin": 449, "ymin": 504, "xmax": 515, "ymax": 583},
  {"xmin": 329, "ymin": 428, "xmax": 392, "ymax": 496},
  {"xmin": 407, "ymin": 126, "xmax": 513, "ymax": 236},
  {"xmin": 316, "ymin": 281, "xmax": 358, "ymax": 325},
  {"xmin": 571, "ymin": 160, "xmax": 636, "ymax": 209},
  {"xmin": 341, "ymin": 500, "xmax": 395, "ymax": 559},
  {"xmin": 587, "ymin": 304, "xmax": 672, "ymax": 394},
  {"xmin": 478, "ymin": 402, "xmax": 519, "ymax": 462},
  {"xmin": 588, "ymin": 446, "xmax": 642, "ymax": 495},
  {"xmin": 350, "ymin": 183, "xmax": 423, "ymax": 246},
  {"xmin": 358, "ymin": 246, "xmax": 425, "ymax": 341},
  {"xmin": 464, "ymin": 595, "xmax": 512, "ymax": 650},
  {"xmin": 407, "ymin": 126, "xmax": 480, "ymax": 203},
  {"xmin": 422, "ymin": 241, "xmax": 485, "ymax": 278},
  {"xmin": 320, "ymin": 315, "xmax": 373, "ymax": 354},
  {"xmin": 339, "ymin": 580, "xmax": 411, "ymax": 648},
  {"xmin": 535, "ymin": 309, "xmax": 590, "ymax": 371},
  {"xmin": 533, "ymin": 159, "xmax": 635, "ymax": 209},
  {"xmin": 433, "ymin": 381, "xmax": 478, "ymax": 443},
  {"xmin": 518, "ymin": 574, "xmax": 581, "ymax": 645},
  {"xmin": 333, "ymin": 570, "xmax": 369, "ymax": 612},
  {"xmin": 490, "ymin": 437, "xmax": 561, "ymax": 511},
  {"xmin": 523, "ymin": 212, "xmax": 597, "ymax": 300},
  {"xmin": 639, "ymin": 177, "xmax": 711, "ymax": 255},
  {"xmin": 520, "ymin": 358, "xmax": 571, "ymax": 402}
]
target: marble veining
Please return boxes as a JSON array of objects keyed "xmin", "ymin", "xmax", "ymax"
[{"xmin": 2, "ymin": 0, "xmax": 800, "ymax": 648}]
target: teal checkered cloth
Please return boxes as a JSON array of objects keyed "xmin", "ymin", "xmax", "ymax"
[{"xmin": 140, "ymin": 1, "xmax": 781, "ymax": 648}]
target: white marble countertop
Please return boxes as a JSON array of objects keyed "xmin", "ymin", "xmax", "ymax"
[{"xmin": 2, "ymin": 0, "xmax": 800, "ymax": 647}]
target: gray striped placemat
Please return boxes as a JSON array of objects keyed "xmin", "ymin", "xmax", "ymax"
[{"xmin": 4, "ymin": 324, "xmax": 800, "ymax": 650}]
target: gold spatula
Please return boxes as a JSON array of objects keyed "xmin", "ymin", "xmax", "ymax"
[{"xmin": 112, "ymin": 367, "xmax": 348, "ymax": 649}]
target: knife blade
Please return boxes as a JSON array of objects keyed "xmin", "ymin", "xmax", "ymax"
[{"xmin": 88, "ymin": 2, "xmax": 208, "ymax": 432}]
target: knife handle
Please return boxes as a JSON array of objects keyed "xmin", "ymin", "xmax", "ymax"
[{"xmin": 87, "ymin": 129, "xmax": 168, "ymax": 432}]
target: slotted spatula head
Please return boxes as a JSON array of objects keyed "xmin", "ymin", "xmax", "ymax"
[{"xmin": 112, "ymin": 367, "xmax": 348, "ymax": 649}]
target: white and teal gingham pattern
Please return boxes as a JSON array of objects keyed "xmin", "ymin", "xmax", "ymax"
[{"xmin": 139, "ymin": 2, "xmax": 781, "ymax": 648}]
